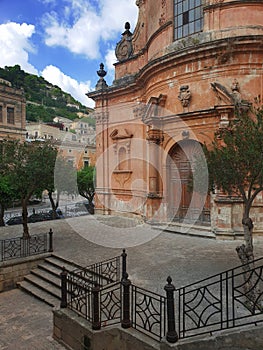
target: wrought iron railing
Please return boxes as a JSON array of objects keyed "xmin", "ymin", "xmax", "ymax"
[
  {"xmin": 68, "ymin": 255, "xmax": 120, "ymax": 288},
  {"xmin": 100, "ymin": 282, "xmax": 122, "ymax": 327},
  {"xmin": 0, "ymin": 230, "xmax": 53, "ymax": 262},
  {"xmin": 62, "ymin": 251, "xmax": 263, "ymax": 344},
  {"xmin": 63, "ymin": 250, "xmax": 168, "ymax": 342},
  {"xmin": 131, "ymin": 284, "xmax": 166, "ymax": 341},
  {"xmin": 66, "ymin": 254, "xmax": 122, "ymax": 322},
  {"xmin": 177, "ymin": 257, "xmax": 263, "ymax": 339}
]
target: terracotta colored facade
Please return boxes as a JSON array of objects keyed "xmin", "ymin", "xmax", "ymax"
[
  {"xmin": 0, "ymin": 79, "xmax": 26, "ymax": 140},
  {"xmin": 88, "ymin": 0, "xmax": 263, "ymax": 238}
]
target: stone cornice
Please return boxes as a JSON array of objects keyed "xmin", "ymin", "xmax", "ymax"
[
  {"xmin": 204, "ymin": 0, "xmax": 263, "ymax": 11},
  {"xmin": 88, "ymin": 35, "xmax": 263, "ymax": 100}
]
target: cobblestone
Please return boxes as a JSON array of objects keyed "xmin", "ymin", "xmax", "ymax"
[{"xmin": 0, "ymin": 215, "xmax": 263, "ymax": 348}]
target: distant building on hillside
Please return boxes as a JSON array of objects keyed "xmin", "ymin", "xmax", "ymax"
[
  {"xmin": 26, "ymin": 120, "xmax": 96, "ymax": 169},
  {"xmin": 71, "ymin": 118, "xmax": 96, "ymax": 145},
  {"xmin": 0, "ymin": 79, "xmax": 26, "ymax": 140}
]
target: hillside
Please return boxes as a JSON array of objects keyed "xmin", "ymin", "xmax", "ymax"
[{"xmin": 0, "ymin": 65, "xmax": 94, "ymax": 125}]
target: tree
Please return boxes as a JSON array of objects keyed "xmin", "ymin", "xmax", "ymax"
[
  {"xmin": 0, "ymin": 175, "xmax": 17, "ymax": 226},
  {"xmin": 195, "ymin": 106, "xmax": 263, "ymax": 267},
  {"xmin": 77, "ymin": 165, "xmax": 95, "ymax": 213},
  {"xmin": 47, "ymin": 156, "xmax": 77, "ymax": 218},
  {"xmin": 0, "ymin": 141, "xmax": 18, "ymax": 226},
  {"xmin": 6, "ymin": 140, "xmax": 58, "ymax": 238}
]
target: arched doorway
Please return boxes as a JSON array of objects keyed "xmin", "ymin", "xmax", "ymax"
[{"xmin": 167, "ymin": 139, "xmax": 210, "ymax": 224}]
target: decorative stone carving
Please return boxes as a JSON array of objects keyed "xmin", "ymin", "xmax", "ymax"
[
  {"xmin": 113, "ymin": 170, "xmax": 132, "ymax": 188},
  {"xmin": 178, "ymin": 85, "xmax": 191, "ymax": 108},
  {"xmin": 115, "ymin": 22, "xmax": 133, "ymax": 62},
  {"xmin": 159, "ymin": 0, "xmax": 167, "ymax": 26},
  {"xmin": 141, "ymin": 94, "xmax": 167, "ymax": 125},
  {"xmin": 95, "ymin": 63, "xmax": 108, "ymax": 90},
  {"xmin": 230, "ymin": 79, "xmax": 242, "ymax": 104},
  {"xmin": 146, "ymin": 129, "xmax": 164, "ymax": 144},
  {"xmin": 136, "ymin": 0, "xmax": 145, "ymax": 7},
  {"xmin": 110, "ymin": 128, "xmax": 133, "ymax": 140},
  {"xmin": 211, "ymin": 80, "xmax": 244, "ymax": 107},
  {"xmin": 182, "ymin": 130, "xmax": 190, "ymax": 139},
  {"xmin": 94, "ymin": 111, "xmax": 109, "ymax": 124}
]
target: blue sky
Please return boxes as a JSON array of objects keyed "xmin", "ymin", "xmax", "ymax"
[{"xmin": 0, "ymin": 0, "xmax": 138, "ymax": 107}]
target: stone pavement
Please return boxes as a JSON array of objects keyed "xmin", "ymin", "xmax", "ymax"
[{"xmin": 0, "ymin": 215, "xmax": 263, "ymax": 349}]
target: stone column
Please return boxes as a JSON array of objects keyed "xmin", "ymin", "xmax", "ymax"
[
  {"xmin": 145, "ymin": 128, "xmax": 163, "ymax": 220},
  {"xmin": 146, "ymin": 128, "xmax": 163, "ymax": 195}
]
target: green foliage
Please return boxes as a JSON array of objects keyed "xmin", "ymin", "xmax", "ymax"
[
  {"xmin": 196, "ymin": 107, "xmax": 263, "ymax": 219},
  {"xmin": 0, "ymin": 65, "xmax": 94, "ymax": 123},
  {"xmin": 77, "ymin": 166, "xmax": 95, "ymax": 204},
  {"xmin": 0, "ymin": 140, "xmax": 58, "ymax": 236}
]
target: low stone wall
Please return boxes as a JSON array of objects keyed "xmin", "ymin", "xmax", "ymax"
[
  {"xmin": 0, "ymin": 253, "xmax": 51, "ymax": 291},
  {"xmin": 53, "ymin": 308, "xmax": 263, "ymax": 350}
]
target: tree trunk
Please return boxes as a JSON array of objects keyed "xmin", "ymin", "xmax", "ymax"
[
  {"xmin": 236, "ymin": 215, "xmax": 262, "ymax": 311},
  {"xmin": 21, "ymin": 198, "xmax": 30, "ymax": 239},
  {"xmin": 236, "ymin": 216, "xmax": 254, "ymax": 266},
  {"xmin": 0, "ymin": 203, "xmax": 5, "ymax": 226},
  {"xmin": 48, "ymin": 191, "xmax": 57, "ymax": 219}
]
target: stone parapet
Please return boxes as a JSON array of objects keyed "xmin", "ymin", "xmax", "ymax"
[
  {"xmin": 0, "ymin": 253, "xmax": 51, "ymax": 292},
  {"xmin": 53, "ymin": 308, "xmax": 263, "ymax": 350}
]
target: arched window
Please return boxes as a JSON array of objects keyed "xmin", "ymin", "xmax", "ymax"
[{"xmin": 174, "ymin": 0, "xmax": 203, "ymax": 40}]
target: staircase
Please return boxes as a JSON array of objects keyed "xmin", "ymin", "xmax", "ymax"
[{"xmin": 17, "ymin": 254, "xmax": 85, "ymax": 307}]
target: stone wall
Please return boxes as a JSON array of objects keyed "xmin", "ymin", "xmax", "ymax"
[
  {"xmin": 0, "ymin": 253, "xmax": 51, "ymax": 292},
  {"xmin": 53, "ymin": 308, "xmax": 263, "ymax": 350}
]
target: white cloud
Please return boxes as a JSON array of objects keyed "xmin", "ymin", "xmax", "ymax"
[
  {"xmin": 105, "ymin": 48, "xmax": 117, "ymax": 80},
  {"xmin": 42, "ymin": 0, "xmax": 138, "ymax": 60},
  {"xmin": 0, "ymin": 22, "xmax": 38, "ymax": 74},
  {"xmin": 41, "ymin": 65, "xmax": 95, "ymax": 107}
]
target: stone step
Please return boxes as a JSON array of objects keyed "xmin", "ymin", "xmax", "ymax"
[
  {"xmin": 37, "ymin": 261, "xmax": 63, "ymax": 278},
  {"xmin": 153, "ymin": 222, "xmax": 216, "ymax": 239},
  {"xmin": 30, "ymin": 268, "xmax": 61, "ymax": 289},
  {"xmin": 17, "ymin": 280, "xmax": 60, "ymax": 307},
  {"xmin": 44, "ymin": 255, "xmax": 82, "ymax": 272},
  {"xmin": 17, "ymin": 254, "xmax": 115, "ymax": 307},
  {"xmin": 24, "ymin": 274, "xmax": 61, "ymax": 299},
  {"xmin": 47, "ymin": 255, "xmax": 115, "ymax": 286}
]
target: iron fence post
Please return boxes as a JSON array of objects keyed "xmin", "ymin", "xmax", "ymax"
[
  {"xmin": 164, "ymin": 276, "xmax": 178, "ymax": 343},
  {"xmin": 121, "ymin": 249, "xmax": 127, "ymax": 280},
  {"xmin": 92, "ymin": 282, "xmax": 101, "ymax": 330},
  {"xmin": 121, "ymin": 272, "xmax": 131, "ymax": 328},
  {"xmin": 60, "ymin": 267, "xmax": 68, "ymax": 308},
  {"xmin": 48, "ymin": 228, "xmax": 53, "ymax": 252}
]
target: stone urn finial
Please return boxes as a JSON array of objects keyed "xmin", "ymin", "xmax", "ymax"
[{"xmin": 95, "ymin": 63, "xmax": 108, "ymax": 90}]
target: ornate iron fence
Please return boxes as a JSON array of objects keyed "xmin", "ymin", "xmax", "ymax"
[
  {"xmin": 131, "ymin": 284, "xmax": 166, "ymax": 341},
  {"xmin": 0, "ymin": 230, "xmax": 53, "ymax": 262},
  {"xmin": 68, "ymin": 254, "xmax": 121, "ymax": 288},
  {"xmin": 67, "ymin": 273, "xmax": 93, "ymax": 321},
  {"xmin": 62, "ymin": 250, "xmax": 169, "ymax": 342},
  {"xmin": 177, "ymin": 257, "xmax": 263, "ymax": 339},
  {"xmin": 100, "ymin": 282, "xmax": 122, "ymax": 327},
  {"xmin": 66, "ymin": 253, "xmax": 123, "ymax": 322},
  {"xmin": 62, "ymin": 251, "xmax": 263, "ymax": 344}
]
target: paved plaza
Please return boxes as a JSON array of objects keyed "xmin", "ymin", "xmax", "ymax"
[{"xmin": 0, "ymin": 215, "xmax": 263, "ymax": 349}]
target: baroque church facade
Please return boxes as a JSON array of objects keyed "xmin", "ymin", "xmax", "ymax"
[{"xmin": 88, "ymin": 0, "xmax": 263, "ymax": 238}]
